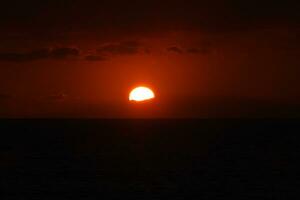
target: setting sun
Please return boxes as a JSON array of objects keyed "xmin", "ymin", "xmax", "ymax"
[{"xmin": 129, "ymin": 87, "xmax": 155, "ymax": 102}]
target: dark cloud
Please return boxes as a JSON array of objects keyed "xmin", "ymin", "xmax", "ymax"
[
  {"xmin": 50, "ymin": 48, "xmax": 79, "ymax": 59},
  {"xmin": 167, "ymin": 46, "xmax": 183, "ymax": 54},
  {"xmin": 0, "ymin": 49, "xmax": 49, "ymax": 62},
  {"xmin": 0, "ymin": 47, "xmax": 79, "ymax": 62},
  {"xmin": 85, "ymin": 41, "xmax": 143, "ymax": 61},
  {"xmin": 97, "ymin": 41, "xmax": 142, "ymax": 55},
  {"xmin": 167, "ymin": 41, "xmax": 213, "ymax": 55}
]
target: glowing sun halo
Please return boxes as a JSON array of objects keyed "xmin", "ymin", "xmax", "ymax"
[{"xmin": 129, "ymin": 87, "xmax": 155, "ymax": 102}]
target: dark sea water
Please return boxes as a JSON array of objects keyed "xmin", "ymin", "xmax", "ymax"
[{"xmin": 0, "ymin": 120, "xmax": 299, "ymax": 199}]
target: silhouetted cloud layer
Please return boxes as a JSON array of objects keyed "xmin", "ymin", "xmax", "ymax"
[
  {"xmin": 0, "ymin": 47, "xmax": 79, "ymax": 62},
  {"xmin": 97, "ymin": 41, "xmax": 142, "ymax": 55},
  {"xmin": 0, "ymin": 42, "xmax": 144, "ymax": 63},
  {"xmin": 167, "ymin": 42, "xmax": 213, "ymax": 55},
  {"xmin": 167, "ymin": 46, "xmax": 183, "ymax": 54},
  {"xmin": 50, "ymin": 48, "xmax": 79, "ymax": 59}
]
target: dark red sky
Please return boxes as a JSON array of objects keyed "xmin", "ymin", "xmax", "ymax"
[{"xmin": 0, "ymin": 0, "xmax": 299, "ymax": 117}]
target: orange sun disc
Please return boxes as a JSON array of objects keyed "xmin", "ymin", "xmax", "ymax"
[{"xmin": 129, "ymin": 87, "xmax": 155, "ymax": 102}]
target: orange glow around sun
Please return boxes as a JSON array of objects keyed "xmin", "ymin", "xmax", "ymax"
[{"xmin": 129, "ymin": 86, "xmax": 155, "ymax": 102}]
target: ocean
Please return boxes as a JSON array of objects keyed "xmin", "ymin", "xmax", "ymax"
[{"xmin": 0, "ymin": 119, "xmax": 299, "ymax": 199}]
